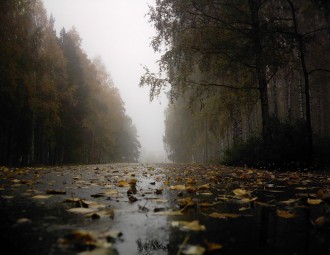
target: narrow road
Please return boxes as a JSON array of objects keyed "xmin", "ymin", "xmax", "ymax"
[{"xmin": 0, "ymin": 163, "xmax": 329, "ymax": 255}]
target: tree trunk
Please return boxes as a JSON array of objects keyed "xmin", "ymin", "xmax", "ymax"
[
  {"xmin": 249, "ymin": 0, "xmax": 271, "ymax": 145},
  {"xmin": 288, "ymin": 0, "xmax": 314, "ymax": 162}
]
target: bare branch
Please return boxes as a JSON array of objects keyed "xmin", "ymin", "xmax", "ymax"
[{"xmin": 186, "ymin": 80, "xmax": 259, "ymax": 90}]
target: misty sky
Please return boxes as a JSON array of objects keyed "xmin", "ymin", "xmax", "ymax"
[{"xmin": 42, "ymin": 0, "xmax": 168, "ymax": 163}]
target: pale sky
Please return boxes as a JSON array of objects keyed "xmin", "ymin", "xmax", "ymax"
[{"xmin": 42, "ymin": 0, "xmax": 169, "ymax": 163}]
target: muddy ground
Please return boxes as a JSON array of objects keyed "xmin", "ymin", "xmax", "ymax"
[{"xmin": 0, "ymin": 163, "xmax": 330, "ymax": 255}]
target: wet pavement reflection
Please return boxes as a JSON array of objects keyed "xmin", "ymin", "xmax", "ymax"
[{"xmin": 0, "ymin": 163, "xmax": 330, "ymax": 254}]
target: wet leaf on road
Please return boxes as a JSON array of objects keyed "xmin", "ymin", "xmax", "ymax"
[
  {"xmin": 277, "ymin": 209, "xmax": 296, "ymax": 219},
  {"xmin": 170, "ymin": 185, "xmax": 186, "ymax": 190},
  {"xmin": 182, "ymin": 244, "xmax": 205, "ymax": 255},
  {"xmin": 307, "ymin": 198, "xmax": 323, "ymax": 205},
  {"xmin": 208, "ymin": 212, "xmax": 240, "ymax": 219},
  {"xmin": 171, "ymin": 220, "xmax": 206, "ymax": 231},
  {"xmin": 32, "ymin": 195, "xmax": 52, "ymax": 199}
]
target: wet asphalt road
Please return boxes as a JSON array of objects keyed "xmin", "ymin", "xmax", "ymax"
[{"xmin": 0, "ymin": 163, "xmax": 330, "ymax": 255}]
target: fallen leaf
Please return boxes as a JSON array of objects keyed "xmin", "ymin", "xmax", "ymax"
[
  {"xmin": 182, "ymin": 244, "xmax": 205, "ymax": 255},
  {"xmin": 239, "ymin": 197, "xmax": 258, "ymax": 203},
  {"xmin": 186, "ymin": 186, "xmax": 196, "ymax": 193},
  {"xmin": 16, "ymin": 218, "xmax": 32, "ymax": 224},
  {"xmin": 67, "ymin": 208, "xmax": 98, "ymax": 214},
  {"xmin": 279, "ymin": 198, "xmax": 300, "ymax": 205},
  {"xmin": 58, "ymin": 230, "xmax": 111, "ymax": 250},
  {"xmin": 312, "ymin": 216, "xmax": 326, "ymax": 227},
  {"xmin": 154, "ymin": 199, "xmax": 168, "ymax": 203},
  {"xmin": 186, "ymin": 178, "xmax": 196, "ymax": 185},
  {"xmin": 204, "ymin": 240, "xmax": 223, "ymax": 252},
  {"xmin": 198, "ymin": 184, "xmax": 210, "ymax": 190},
  {"xmin": 171, "ymin": 220, "xmax": 206, "ymax": 231},
  {"xmin": 170, "ymin": 185, "xmax": 186, "ymax": 190},
  {"xmin": 154, "ymin": 210, "xmax": 183, "ymax": 216},
  {"xmin": 277, "ymin": 209, "xmax": 296, "ymax": 219},
  {"xmin": 233, "ymin": 189, "xmax": 248, "ymax": 196},
  {"xmin": 178, "ymin": 197, "xmax": 193, "ymax": 207},
  {"xmin": 104, "ymin": 190, "xmax": 118, "ymax": 196},
  {"xmin": 255, "ymin": 201, "xmax": 275, "ymax": 207},
  {"xmin": 295, "ymin": 187, "xmax": 308, "ymax": 190},
  {"xmin": 32, "ymin": 195, "xmax": 52, "ymax": 199},
  {"xmin": 117, "ymin": 180, "xmax": 129, "ymax": 187},
  {"xmin": 209, "ymin": 212, "xmax": 240, "ymax": 219},
  {"xmin": 1, "ymin": 195, "xmax": 14, "ymax": 199},
  {"xmin": 307, "ymin": 198, "xmax": 322, "ymax": 205}
]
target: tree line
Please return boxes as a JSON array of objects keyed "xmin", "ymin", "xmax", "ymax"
[
  {"xmin": 141, "ymin": 0, "xmax": 330, "ymax": 168},
  {"xmin": 0, "ymin": 0, "xmax": 140, "ymax": 166}
]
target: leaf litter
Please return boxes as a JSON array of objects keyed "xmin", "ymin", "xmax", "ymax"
[{"xmin": 0, "ymin": 163, "xmax": 330, "ymax": 254}]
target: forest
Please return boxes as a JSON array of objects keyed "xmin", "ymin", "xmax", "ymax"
[
  {"xmin": 0, "ymin": 0, "xmax": 141, "ymax": 166},
  {"xmin": 141, "ymin": 0, "xmax": 330, "ymax": 168}
]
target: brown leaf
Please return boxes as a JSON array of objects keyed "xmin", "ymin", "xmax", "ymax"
[
  {"xmin": 277, "ymin": 209, "xmax": 296, "ymax": 219},
  {"xmin": 204, "ymin": 240, "xmax": 223, "ymax": 252},
  {"xmin": 312, "ymin": 216, "xmax": 326, "ymax": 227},
  {"xmin": 186, "ymin": 178, "xmax": 196, "ymax": 185},
  {"xmin": 209, "ymin": 212, "xmax": 240, "ymax": 219}
]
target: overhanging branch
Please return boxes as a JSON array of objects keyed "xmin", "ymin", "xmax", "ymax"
[{"xmin": 186, "ymin": 80, "xmax": 259, "ymax": 90}]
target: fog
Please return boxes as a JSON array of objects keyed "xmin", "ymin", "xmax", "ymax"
[{"xmin": 43, "ymin": 0, "xmax": 169, "ymax": 163}]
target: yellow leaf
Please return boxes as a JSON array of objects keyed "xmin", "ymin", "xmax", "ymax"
[
  {"xmin": 239, "ymin": 197, "xmax": 258, "ymax": 203},
  {"xmin": 32, "ymin": 195, "xmax": 52, "ymax": 199},
  {"xmin": 117, "ymin": 180, "xmax": 129, "ymax": 187},
  {"xmin": 233, "ymin": 189, "xmax": 248, "ymax": 196},
  {"xmin": 154, "ymin": 210, "xmax": 183, "ymax": 216},
  {"xmin": 198, "ymin": 184, "xmax": 210, "ymax": 190},
  {"xmin": 171, "ymin": 220, "xmax": 206, "ymax": 231},
  {"xmin": 280, "ymin": 198, "xmax": 300, "ymax": 205},
  {"xmin": 170, "ymin": 185, "xmax": 186, "ymax": 190},
  {"xmin": 209, "ymin": 212, "xmax": 240, "ymax": 219},
  {"xmin": 277, "ymin": 209, "xmax": 296, "ymax": 219},
  {"xmin": 182, "ymin": 245, "xmax": 205, "ymax": 255},
  {"xmin": 307, "ymin": 198, "xmax": 322, "ymax": 205},
  {"xmin": 178, "ymin": 197, "xmax": 193, "ymax": 207},
  {"xmin": 104, "ymin": 190, "xmax": 118, "ymax": 196}
]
